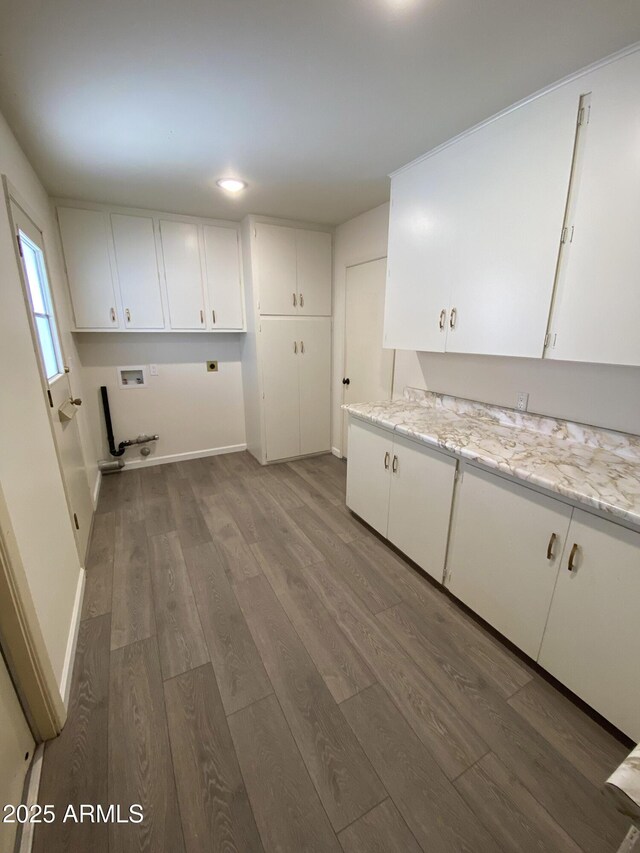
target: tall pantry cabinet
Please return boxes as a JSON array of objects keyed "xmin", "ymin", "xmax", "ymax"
[{"xmin": 240, "ymin": 217, "xmax": 333, "ymax": 464}]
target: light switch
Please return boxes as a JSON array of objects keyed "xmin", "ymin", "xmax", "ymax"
[{"xmin": 149, "ymin": 364, "xmax": 158, "ymax": 376}]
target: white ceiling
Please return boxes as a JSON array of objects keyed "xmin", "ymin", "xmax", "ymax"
[{"xmin": 1, "ymin": 0, "xmax": 640, "ymax": 225}]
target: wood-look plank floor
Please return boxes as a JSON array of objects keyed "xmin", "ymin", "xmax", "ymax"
[{"xmin": 34, "ymin": 451, "xmax": 631, "ymax": 852}]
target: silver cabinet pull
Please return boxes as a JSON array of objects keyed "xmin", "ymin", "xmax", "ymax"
[
  {"xmin": 299, "ymin": 293, "xmax": 304, "ymax": 308},
  {"xmin": 546, "ymin": 532, "xmax": 557, "ymax": 560},
  {"xmin": 110, "ymin": 307, "xmax": 116, "ymax": 323},
  {"xmin": 567, "ymin": 542, "xmax": 579, "ymax": 572},
  {"xmin": 384, "ymin": 451, "xmax": 390, "ymax": 470},
  {"xmin": 294, "ymin": 341, "xmax": 298, "ymax": 354},
  {"xmin": 300, "ymin": 340, "xmax": 304, "ymax": 354},
  {"xmin": 392, "ymin": 454, "xmax": 398, "ymax": 473},
  {"xmin": 212, "ymin": 309, "xmax": 216, "ymax": 324},
  {"xmin": 450, "ymin": 307, "xmax": 457, "ymax": 329},
  {"xmin": 293, "ymin": 292, "xmax": 297, "ymax": 307},
  {"xmin": 125, "ymin": 308, "xmax": 131, "ymax": 323},
  {"xmin": 439, "ymin": 309, "xmax": 446, "ymax": 330},
  {"xmin": 200, "ymin": 309, "xmax": 204, "ymax": 324}
]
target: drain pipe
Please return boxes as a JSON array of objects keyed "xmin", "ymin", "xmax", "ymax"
[{"xmin": 98, "ymin": 386, "xmax": 159, "ymax": 474}]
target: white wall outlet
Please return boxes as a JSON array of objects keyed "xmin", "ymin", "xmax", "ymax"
[
  {"xmin": 149, "ymin": 364, "xmax": 158, "ymax": 376},
  {"xmin": 516, "ymin": 391, "xmax": 529, "ymax": 412}
]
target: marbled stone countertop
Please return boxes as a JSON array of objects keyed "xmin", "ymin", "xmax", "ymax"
[{"xmin": 343, "ymin": 389, "xmax": 640, "ymax": 529}]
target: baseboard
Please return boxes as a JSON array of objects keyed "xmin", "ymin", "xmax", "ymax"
[
  {"xmin": 16, "ymin": 743, "xmax": 44, "ymax": 853},
  {"xmin": 332, "ymin": 446, "xmax": 343, "ymax": 459},
  {"xmin": 91, "ymin": 469, "xmax": 102, "ymax": 509},
  {"xmin": 59, "ymin": 567, "xmax": 85, "ymax": 708},
  {"xmin": 120, "ymin": 443, "xmax": 247, "ymax": 470}
]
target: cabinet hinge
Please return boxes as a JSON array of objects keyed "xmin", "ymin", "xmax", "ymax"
[
  {"xmin": 544, "ymin": 332, "xmax": 550, "ymax": 348},
  {"xmin": 16, "ymin": 235, "xmax": 23, "ymax": 257},
  {"xmin": 47, "ymin": 389, "xmax": 53, "ymax": 408},
  {"xmin": 577, "ymin": 104, "xmax": 591, "ymax": 127}
]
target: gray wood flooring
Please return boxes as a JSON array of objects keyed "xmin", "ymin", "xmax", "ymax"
[{"xmin": 34, "ymin": 451, "xmax": 631, "ymax": 852}]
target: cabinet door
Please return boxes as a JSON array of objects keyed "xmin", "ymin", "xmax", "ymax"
[
  {"xmin": 445, "ymin": 82, "xmax": 580, "ymax": 357},
  {"xmin": 254, "ymin": 224, "xmax": 297, "ymax": 315},
  {"xmin": 547, "ymin": 52, "xmax": 640, "ymax": 366},
  {"xmin": 111, "ymin": 214, "xmax": 164, "ymax": 329},
  {"xmin": 57, "ymin": 207, "xmax": 119, "ymax": 329},
  {"xmin": 260, "ymin": 317, "xmax": 300, "ymax": 461},
  {"xmin": 298, "ymin": 317, "xmax": 331, "ymax": 455},
  {"xmin": 447, "ymin": 465, "xmax": 572, "ymax": 659},
  {"xmin": 203, "ymin": 225, "xmax": 244, "ymax": 330},
  {"xmin": 539, "ymin": 510, "xmax": 640, "ymax": 740},
  {"xmin": 345, "ymin": 419, "xmax": 393, "ymax": 536},
  {"xmin": 296, "ymin": 229, "xmax": 331, "ymax": 316},
  {"xmin": 160, "ymin": 220, "xmax": 205, "ymax": 329},
  {"xmin": 387, "ymin": 437, "xmax": 456, "ymax": 582},
  {"xmin": 384, "ymin": 155, "xmax": 456, "ymax": 352}
]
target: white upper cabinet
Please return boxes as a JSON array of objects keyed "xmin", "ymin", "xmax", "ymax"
[
  {"xmin": 384, "ymin": 149, "xmax": 459, "ymax": 352},
  {"xmin": 159, "ymin": 220, "xmax": 206, "ymax": 330},
  {"xmin": 254, "ymin": 224, "xmax": 298, "ymax": 315},
  {"xmin": 547, "ymin": 52, "xmax": 640, "ymax": 366},
  {"xmin": 296, "ymin": 229, "xmax": 332, "ymax": 316},
  {"xmin": 254, "ymin": 223, "xmax": 331, "ymax": 316},
  {"xmin": 385, "ymin": 83, "xmax": 580, "ymax": 357},
  {"xmin": 111, "ymin": 214, "xmax": 164, "ymax": 329},
  {"xmin": 58, "ymin": 207, "xmax": 119, "ymax": 329},
  {"xmin": 203, "ymin": 225, "xmax": 244, "ymax": 330}
]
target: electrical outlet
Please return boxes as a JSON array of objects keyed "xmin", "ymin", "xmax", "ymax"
[
  {"xmin": 149, "ymin": 364, "xmax": 158, "ymax": 376},
  {"xmin": 516, "ymin": 391, "xmax": 529, "ymax": 412},
  {"xmin": 206, "ymin": 360, "xmax": 219, "ymax": 372}
]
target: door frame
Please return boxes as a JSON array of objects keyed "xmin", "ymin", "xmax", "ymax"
[{"xmin": 340, "ymin": 255, "xmax": 395, "ymax": 457}]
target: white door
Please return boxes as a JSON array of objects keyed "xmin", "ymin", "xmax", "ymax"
[
  {"xmin": 445, "ymin": 81, "xmax": 580, "ymax": 357},
  {"xmin": 254, "ymin": 223, "xmax": 298, "ymax": 315},
  {"xmin": 160, "ymin": 220, "xmax": 206, "ymax": 329},
  {"xmin": 203, "ymin": 225, "xmax": 244, "ymax": 330},
  {"xmin": 383, "ymin": 153, "xmax": 458, "ymax": 352},
  {"xmin": 296, "ymin": 229, "xmax": 332, "ymax": 316},
  {"xmin": 447, "ymin": 465, "xmax": 572, "ymax": 659},
  {"xmin": 345, "ymin": 419, "xmax": 393, "ymax": 536},
  {"xmin": 547, "ymin": 51, "xmax": 640, "ymax": 366},
  {"xmin": 260, "ymin": 317, "xmax": 300, "ymax": 461},
  {"xmin": 298, "ymin": 317, "xmax": 331, "ymax": 456},
  {"xmin": 12, "ymin": 201, "xmax": 93, "ymax": 560},
  {"xmin": 111, "ymin": 214, "xmax": 164, "ymax": 329},
  {"xmin": 539, "ymin": 510, "xmax": 640, "ymax": 741},
  {"xmin": 387, "ymin": 438, "xmax": 457, "ymax": 582},
  {"xmin": 0, "ymin": 652, "xmax": 34, "ymax": 853},
  {"xmin": 57, "ymin": 207, "xmax": 119, "ymax": 329},
  {"xmin": 342, "ymin": 258, "xmax": 394, "ymax": 456}
]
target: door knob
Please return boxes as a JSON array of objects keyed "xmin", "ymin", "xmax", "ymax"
[
  {"xmin": 70, "ymin": 397, "xmax": 82, "ymax": 406},
  {"xmin": 342, "ymin": 378, "xmax": 350, "ymax": 385}
]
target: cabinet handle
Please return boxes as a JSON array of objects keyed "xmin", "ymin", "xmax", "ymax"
[
  {"xmin": 439, "ymin": 309, "xmax": 446, "ymax": 330},
  {"xmin": 450, "ymin": 307, "xmax": 457, "ymax": 329},
  {"xmin": 546, "ymin": 532, "xmax": 557, "ymax": 560},
  {"xmin": 567, "ymin": 542, "xmax": 579, "ymax": 572},
  {"xmin": 299, "ymin": 293, "xmax": 304, "ymax": 308},
  {"xmin": 200, "ymin": 309, "xmax": 204, "ymax": 324},
  {"xmin": 212, "ymin": 309, "xmax": 216, "ymax": 324},
  {"xmin": 125, "ymin": 308, "xmax": 131, "ymax": 323},
  {"xmin": 110, "ymin": 307, "xmax": 116, "ymax": 323},
  {"xmin": 293, "ymin": 341, "xmax": 298, "ymax": 354},
  {"xmin": 293, "ymin": 292, "xmax": 297, "ymax": 307},
  {"xmin": 384, "ymin": 451, "xmax": 390, "ymax": 470},
  {"xmin": 392, "ymin": 454, "xmax": 398, "ymax": 473},
  {"xmin": 300, "ymin": 340, "xmax": 304, "ymax": 354}
]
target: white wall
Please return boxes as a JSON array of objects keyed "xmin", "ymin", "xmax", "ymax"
[
  {"xmin": 0, "ymin": 110, "xmax": 84, "ymax": 689},
  {"xmin": 332, "ymin": 202, "xmax": 390, "ymax": 455},
  {"xmin": 334, "ymin": 201, "xmax": 640, "ymax": 445},
  {"xmin": 75, "ymin": 333, "xmax": 246, "ymax": 465}
]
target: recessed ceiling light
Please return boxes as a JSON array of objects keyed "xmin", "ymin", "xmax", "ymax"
[{"xmin": 216, "ymin": 178, "xmax": 247, "ymax": 193}]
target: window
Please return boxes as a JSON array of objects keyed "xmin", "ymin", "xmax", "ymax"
[{"xmin": 19, "ymin": 230, "xmax": 63, "ymax": 381}]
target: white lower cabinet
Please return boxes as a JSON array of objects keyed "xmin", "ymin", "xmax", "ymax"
[
  {"xmin": 446, "ymin": 465, "xmax": 572, "ymax": 660},
  {"xmin": 346, "ymin": 419, "xmax": 456, "ymax": 580},
  {"xmin": 539, "ymin": 510, "xmax": 640, "ymax": 741}
]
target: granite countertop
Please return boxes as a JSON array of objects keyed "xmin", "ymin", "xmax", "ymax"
[{"xmin": 343, "ymin": 389, "xmax": 640, "ymax": 529}]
